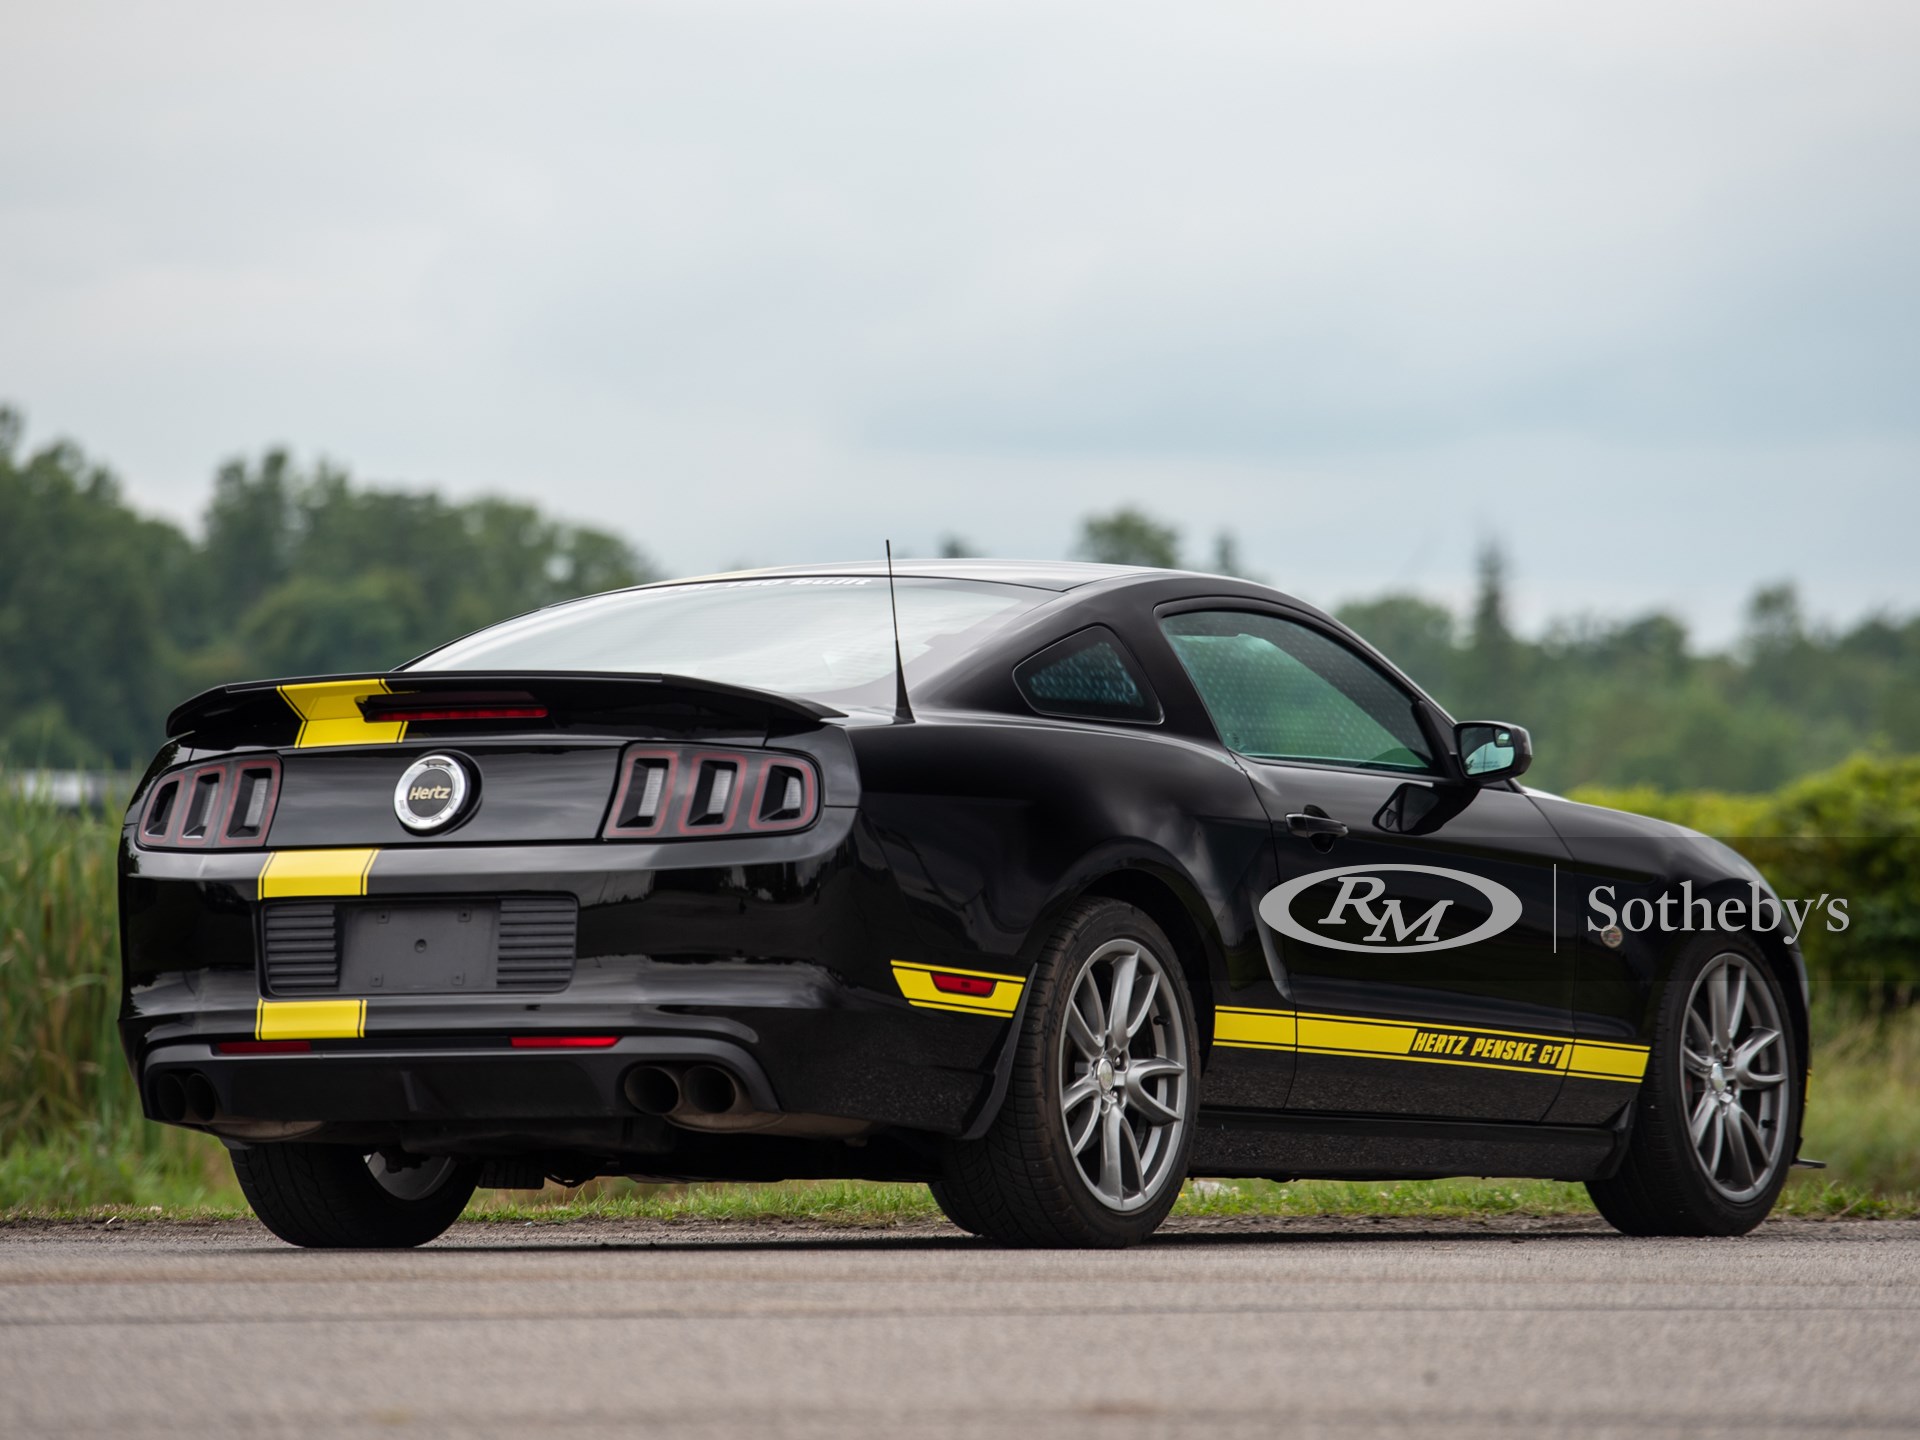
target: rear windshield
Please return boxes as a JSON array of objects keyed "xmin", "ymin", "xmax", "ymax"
[{"xmin": 406, "ymin": 576, "xmax": 1049, "ymax": 710}]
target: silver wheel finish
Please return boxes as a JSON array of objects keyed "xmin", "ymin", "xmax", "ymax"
[
  {"xmin": 366, "ymin": 1152, "xmax": 460, "ymax": 1202},
  {"xmin": 1681, "ymin": 952, "xmax": 1790, "ymax": 1203},
  {"xmin": 1056, "ymin": 936, "xmax": 1190, "ymax": 1214}
]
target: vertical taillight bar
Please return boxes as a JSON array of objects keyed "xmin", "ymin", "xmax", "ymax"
[
  {"xmin": 137, "ymin": 756, "xmax": 281, "ymax": 849},
  {"xmin": 602, "ymin": 745, "xmax": 818, "ymax": 839},
  {"xmin": 604, "ymin": 750, "xmax": 680, "ymax": 837}
]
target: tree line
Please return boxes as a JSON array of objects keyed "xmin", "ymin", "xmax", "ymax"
[
  {"xmin": 5, "ymin": 406, "xmax": 1917, "ymax": 792},
  {"xmin": 1065, "ymin": 505, "xmax": 1920, "ymax": 793},
  {"xmin": 0, "ymin": 408, "xmax": 655, "ymax": 767}
]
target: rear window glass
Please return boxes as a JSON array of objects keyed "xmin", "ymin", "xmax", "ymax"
[
  {"xmin": 408, "ymin": 576, "xmax": 1048, "ymax": 711},
  {"xmin": 1014, "ymin": 627, "xmax": 1161, "ymax": 724}
]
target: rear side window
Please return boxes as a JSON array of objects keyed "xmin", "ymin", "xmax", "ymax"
[
  {"xmin": 1162, "ymin": 610, "xmax": 1434, "ymax": 771},
  {"xmin": 1014, "ymin": 627, "xmax": 1162, "ymax": 724}
]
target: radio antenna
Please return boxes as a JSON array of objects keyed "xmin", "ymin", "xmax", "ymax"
[{"xmin": 885, "ymin": 540, "xmax": 914, "ymax": 723}]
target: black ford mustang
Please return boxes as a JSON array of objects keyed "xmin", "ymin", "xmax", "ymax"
[{"xmin": 118, "ymin": 560, "xmax": 1810, "ymax": 1247}]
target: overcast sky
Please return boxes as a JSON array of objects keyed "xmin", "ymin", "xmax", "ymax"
[{"xmin": 4, "ymin": 0, "xmax": 1917, "ymax": 642}]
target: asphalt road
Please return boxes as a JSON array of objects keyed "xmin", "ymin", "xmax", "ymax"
[{"xmin": 3, "ymin": 1215, "xmax": 1916, "ymax": 1439}]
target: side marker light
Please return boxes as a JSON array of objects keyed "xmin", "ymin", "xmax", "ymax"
[{"xmin": 931, "ymin": 973, "xmax": 997, "ymax": 998}]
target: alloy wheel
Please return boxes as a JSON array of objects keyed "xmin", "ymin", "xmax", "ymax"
[
  {"xmin": 1681, "ymin": 953, "xmax": 1790, "ymax": 1203},
  {"xmin": 1057, "ymin": 937, "xmax": 1190, "ymax": 1214}
]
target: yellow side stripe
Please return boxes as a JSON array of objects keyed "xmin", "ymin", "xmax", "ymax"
[
  {"xmin": 891, "ymin": 960, "xmax": 1025, "ymax": 1018},
  {"xmin": 1565, "ymin": 1040, "xmax": 1649, "ymax": 1082},
  {"xmin": 256, "ymin": 998, "xmax": 366, "ymax": 1040},
  {"xmin": 258, "ymin": 849, "xmax": 379, "ymax": 900},
  {"xmin": 278, "ymin": 678, "xmax": 406, "ymax": 748},
  {"xmin": 1216, "ymin": 1005, "xmax": 1649, "ymax": 1084},
  {"xmin": 1216, "ymin": 1006, "xmax": 1297, "ymax": 1050}
]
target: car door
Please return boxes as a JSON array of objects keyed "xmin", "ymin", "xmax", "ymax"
[{"xmin": 1157, "ymin": 602, "xmax": 1576, "ymax": 1122}]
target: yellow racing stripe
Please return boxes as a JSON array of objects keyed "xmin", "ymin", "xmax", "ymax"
[
  {"xmin": 258, "ymin": 848, "xmax": 380, "ymax": 900},
  {"xmin": 256, "ymin": 998, "xmax": 366, "ymax": 1040},
  {"xmin": 278, "ymin": 678, "xmax": 406, "ymax": 748},
  {"xmin": 1564, "ymin": 1039, "xmax": 1650, "ymax": 1082},
  {"xmin": 1216, "ymin": 1004, "xmax": 1649, "ymax": 1084},
  {"xmin": 891, "ymin": 960, "xmax": 1025, "ymax": 1017},
  {"xmin": 1215, "ymin": 1006, "xmax": 1297, "ymax": 1050}
]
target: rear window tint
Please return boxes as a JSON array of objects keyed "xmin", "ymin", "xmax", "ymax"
[{"xmin": 1014, "ymin": 627, "xmax": 1162, "ymax": 724}]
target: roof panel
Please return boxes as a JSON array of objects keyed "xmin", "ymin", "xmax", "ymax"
[{"xmin": 659, "ymin": 559, "xmax": 1157, "ymax": 592}]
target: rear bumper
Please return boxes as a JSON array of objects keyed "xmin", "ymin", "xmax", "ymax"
[
  {"xmin": 119, "ymin": 826, "xmax": 1028, "ymax": 1147},
  {"xmin": 127, "ymin": 960, "xmax": 1010, "ymax": 1142},
  {"xmin": 142, "ymin": 1034, "xmax": 773, "ymax": 1142}
]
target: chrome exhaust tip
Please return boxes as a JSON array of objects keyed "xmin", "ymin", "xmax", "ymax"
[
  {"xmin": 680, "ymin": 1064, "xmax": 744, "ymax": 1116},
  {"xmin": 622, "ymin": 1065, "xmax": 683, "ymax": 1116}
]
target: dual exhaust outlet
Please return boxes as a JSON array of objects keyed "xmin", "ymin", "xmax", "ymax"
[
  {"xmin": 622, "ymin": 1063, "xmax": 750, "ymax": 1120},
  {"xmin": 154, "ymin": 1058, "xmax": 759, "ymax": 1129},
  {"xmin": 151, "ymin": 1070, "xmax": 220, "ymax": 1126}
]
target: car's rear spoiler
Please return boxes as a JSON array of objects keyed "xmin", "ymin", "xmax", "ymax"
[{"xmin": 165, "ymin": 671, "xmax": 842, "ymax": 747}]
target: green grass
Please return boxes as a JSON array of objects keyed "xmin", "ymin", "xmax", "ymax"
[
  {"xmin": 4, "ymin": 784, "xmax": 1917, "ymax": 1226},
  {"xmin": 12, "ymin": 1172, "xmax": 1911, "ymax": 1228},
  {"xmin": 0, "ymin": 782, "xmax": 132, "ymax": 1145}
]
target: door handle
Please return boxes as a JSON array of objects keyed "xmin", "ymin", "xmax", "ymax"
[{"xmin": 1286, "ymin": 812, "xmax": 1349, "ymax": 841}]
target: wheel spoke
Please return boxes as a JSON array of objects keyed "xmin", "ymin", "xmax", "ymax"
[
  {"xmin": 1724, "ymin": 1106, "xmax": 1757, "ymax": 1190},
  {"xmin": 1730, "ymin": 1029, "xmax": 1783, "ymax": 1088},
  {"xmin": 1686, "ymin": 1008, "xmax": 1714, "ymax": 1053},
  {"xmin": 1076, "ymin": 973, "xmax": 1107, "ymax": 1048},
  {"xmin": 1688, "ymin": 1091, "xmax": 1719, "ymax": 1145},
  {"xmin": 1126, "ymin": 1054, "xmax": 1184, "ymax": 1086},
  {"xmin": 1725, "ymin": 966, "xmax": 1749, "ymax": 1046},
  {"xmin": 1118, "ymin": 1114, "xmax": 1145, "ymax": 1194},
  {"xmin": 1704, "ymin": 1107, "xmax": 1726, "ymax": 1176},
  {"xmin": 1734, "ymin": 1103, "xmax": 1771, "ymax": 1162},
  {"xmin": 1708, "ymin": 969, "xmax": 1732, "ymax": 1050},
  {"xmin": 1106, "ymin": 949, "xmax": 1140, "ymax": 1052},
  {"xmin": 1125, "ymin": 971, "xmax": 1161, "ymax": 1040},
  {"xmin": 1682, "ymin": 1046, "xmax": 1715, "ymax": 1077},
  {"xmin": 1124, "ymin": 1067, "xmax": 1182, "ymax": 1128},
  {"xmin": 1098, "ymin": 1105, "xmax": 1125, "ymax": 1201},
  {"xmin": 1066, "ymin": 1089, "xmax": 1101, "ymax": 1156},
  {"xmin": 1064, "ymin": 1000, "xmax": 1102, "ymax": 1061},
  {"xmin": 1062, "ymin": 1072, "xmax": 1100, "ymax": 1116}
]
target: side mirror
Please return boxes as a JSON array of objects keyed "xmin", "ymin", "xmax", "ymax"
[{"xmin": 1455, "ymin": 721, "xmax": 1533, "ymax": 784}]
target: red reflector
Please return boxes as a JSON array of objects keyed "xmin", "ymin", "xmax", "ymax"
[
  {"xmin": 381, "ymin": 706, "xmax": 548, "ymax": 723},
  {"xmin": 931, "ymin": 972, "xmax": 996, "ymax": 997},
  {"xmin": 216, "ymin": 1040, "xmax": 312, "ymax": 1055},
  {"xmin": 509, "ymin": 1035, "xmax": 619, "ymax": 1049}
]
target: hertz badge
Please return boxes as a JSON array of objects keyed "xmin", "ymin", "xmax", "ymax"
[{"xmin": 393, "ymin": 753, "xmax": 473, "ymax": 833}]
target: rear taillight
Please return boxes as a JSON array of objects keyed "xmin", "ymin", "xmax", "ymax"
[
  {"xmin": 604, "ymin": 745, "xmax": 819, "ymax": 839},
  {"xmin": 137, "ymin": 756, "xmax": 282, "ymax": 850}
]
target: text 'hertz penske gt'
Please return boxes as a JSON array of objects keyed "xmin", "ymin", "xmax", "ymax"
[{"xmin": 119, "ymin": 561, "xmax": 1811, "ymax": 1246}]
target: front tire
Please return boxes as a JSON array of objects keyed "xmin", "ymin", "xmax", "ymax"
[
  {"xmin": 232, "ymin": 1143, "xmax": 479, "ymax": 1248},
  {"xmin": 1587, "ymin": 936, "xmax": 1802, "ymax": 1237},
  {"xmin": 935, "ymin": 900, "xmax": 1199, "ymax": 1248}
]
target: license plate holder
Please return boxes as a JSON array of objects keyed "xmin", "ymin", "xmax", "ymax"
[{"xmin": 339, "ymin": 902, "xmax": 499, "ymax": 994}]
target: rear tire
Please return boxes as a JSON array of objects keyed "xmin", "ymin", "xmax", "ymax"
[
  {"xmin": 936, "ymin": 900, "xmax": 1199, "ymax": 1248},
  {"xmin": 231, "ymin": 1143, "xmax": 479, "ymax": 1248},
  {"xmin": 1587, "ymin": 935, "xmax": 1802, "ymax": 1237}
]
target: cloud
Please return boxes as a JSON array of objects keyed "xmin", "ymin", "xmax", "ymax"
[{"xmin": 1, "ymin": 0, "xmax": 1917, "ymax": 637}]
